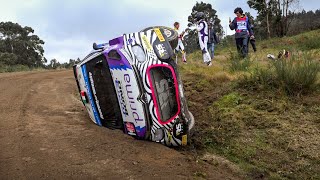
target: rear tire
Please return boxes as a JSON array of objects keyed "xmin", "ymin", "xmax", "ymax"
[{"xmin": 140, "ymin": 26, "xmax": 178, "ymax": 50}]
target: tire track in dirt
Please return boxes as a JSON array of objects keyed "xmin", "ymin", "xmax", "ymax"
[{"xmin": 0, "ymin": 70, "xmax": 240, "ymax": 179}]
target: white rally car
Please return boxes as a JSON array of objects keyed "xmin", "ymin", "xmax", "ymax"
[{"xmin": 73, "ymin": 26, "xmax": 194, "ymax": 146}]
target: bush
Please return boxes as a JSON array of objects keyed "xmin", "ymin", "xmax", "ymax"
[
  {"xmin": 0, "ymin": 53, "xmax": 18, "ymax": 65},
  {"xmin": 228, "ymin": 51, "xmax": 251, "ymax": 72},
  {"xmin": 238, "ymin": 54, "xmax": 320, "ymax": 96},
  {"xmin": 273, "ymin": 55, "xmax": 320, "ymax": 95},
  {"xmin": 300, "ymin": 36, "xmax": 320, "ymax": 50},
  {"xmin": 0, "ymin": 64, "xmax": 31, "ymax": 73},
  {"xmin": 237, "ymin": 66, "xmax": 277, "ymax": 91}
]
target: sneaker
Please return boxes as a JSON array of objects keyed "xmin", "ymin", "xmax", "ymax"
[{"xmin": 207, "ymin": 62, "xmax": 212, "ymax": 66}]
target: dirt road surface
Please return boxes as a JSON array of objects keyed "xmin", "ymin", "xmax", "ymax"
[{"xmin": 0, "ymin": 70, "xmax": 238, "ymax": 179}]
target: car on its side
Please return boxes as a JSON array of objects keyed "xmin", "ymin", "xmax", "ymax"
[{"xmin": 73, "ymin": 26, "xmax": 194, "ymax": 146}]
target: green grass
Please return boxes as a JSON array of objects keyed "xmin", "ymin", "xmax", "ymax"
[
  {"xmin": 180, "ymin": 30, "xmax": 320, "ymax": 179},
  {"xmin": 238, "ymin": 53, "xmax": 320, "ymax": 96},
  {"xmin": 0, "ymin": 64, "xmax": 32, "ymax": 73},
  {"xmin": 259, "ymin": 29, "xmax": 320, "ymax": 51}
]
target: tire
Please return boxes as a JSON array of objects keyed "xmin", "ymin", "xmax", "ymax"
[{"xmin": 140, "ymin": 26, "xmax": 178, "ymax": 50}]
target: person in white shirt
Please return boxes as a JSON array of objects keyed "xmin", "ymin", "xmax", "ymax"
[
  {"xmin": 196, "ymin": 12, "xmax": 212, "ymax": 66},
  {"xmin": 173, "ymin": 22, "xmax": 187, "ymax": 63}
]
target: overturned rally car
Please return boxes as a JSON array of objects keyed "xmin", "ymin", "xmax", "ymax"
[{"xmin": 73, "ymin": 26, "xmax": 194, "ymax": 146}]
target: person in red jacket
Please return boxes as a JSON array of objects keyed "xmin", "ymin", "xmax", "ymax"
[{"xmin": 229, "ymin": 7, "xmax": 253, "ymax": 58}]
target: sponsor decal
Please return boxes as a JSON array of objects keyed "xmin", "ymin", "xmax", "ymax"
[
  {"xmin": 163, "ymin": 29, "xmax": 172, "ymax": 38},
  {"xmin": 127, "ymin": 37, "xmax": 135, "ymax": 45},
  {"xmin": 167, "ymin": 132, "xmax": 172, "ymax": 143},
  {"xmin": 141, "ymin": 35, "xmax": 152, "ymax": 50},
  {"xmin": 81, "ymin": 65, "xmax": 101, "ymax": 126},
  {"xmin": 88, "ymin": 72, "xmax": 104, "ymax": 119},
  {"xmin": 115, "ymin": 79, "xmax": 129, "ymax": 116},
  {"xmin": 114, "ymin": 73, "xmax": 144, "ymax": 123},
  {"xmin": 155, "ymin": 44, "xmax": 167, "ymax": 58},
  {"xmin": 173, "ymin": 122, "xmax": 184, "ymax": 137},
  {"xmin": 182, "ymin": 135, "xmax": 187, "ymax": 146},
  {"xmin": 155, "ymin": 79, "xmax": 170, "ymax": 110},
  {"xmin": 123, "ymin": 74, "xmax": 144, "ymax": 123},
  {"xmin": 154, "ymin": 28, "xmax": 165, "ymax": 42},
  {"xmin": 125, "ymin": 122, "xmax": 136, "ymax": 136}
]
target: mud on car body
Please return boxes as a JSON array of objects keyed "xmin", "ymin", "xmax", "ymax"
[{"xmin": 73, "ymin": 26, "xmax": 194, "ymax": 146}]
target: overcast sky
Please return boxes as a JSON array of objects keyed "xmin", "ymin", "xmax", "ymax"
[{"xmin": 0, "ymin": 0, "xmax": 318, "ymax": 63}]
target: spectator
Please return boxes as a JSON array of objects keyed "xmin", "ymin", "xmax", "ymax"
[
  {"xmin": 229, "ymin": 7, "xmax": 253, "ymax": 58},
  {"xmin": 207, "ymin": 23, "xmax": 219, "ymax": 60},
  {"xmin": 196, "ymin": 12, "xmax": 212, "ymax": 66},
  {"xmin": 173, "ymin": 22, "xmax": 187, "ymax": 63}
]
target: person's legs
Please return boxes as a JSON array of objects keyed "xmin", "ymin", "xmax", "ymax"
[
  {"xmin": 242, "ymin": 37, "xmax": 249, "ymax": 57},
  {"xmin": 179, "ymin": 42, "xmax": 187, "ymax": 62},
  {"xmin": 250, "ymin": 39, "xmax": 257, "ymax": 52},
  {"xmin": 199, "ymin": 35, "xmax": 211, "ymax": 65},
  {"xmin": 247, "ymin": 37, "xmax": 250, "ymax": 53},
  {"xmin": 235, "ymin": 38, "xmax": 242, "ymax": 56},
  {"xmin": 207, "ymin": 43, "xmax": 214, "ymax": 59},
  {"xmin": 207, "ymin": 43, "xmax": 212, "ymax": 58},
  {"xmin": 211, "ymin": 43, "xmax": 215, "ymax": 59},
  {"xmin": 175, "ymin": 46, "xmax": 179, "ymax": 64}
]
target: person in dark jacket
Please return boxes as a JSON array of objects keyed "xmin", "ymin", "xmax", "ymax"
[
  {"xmin": 207, "ymin": 23, "xmax": 219, "ymax": 60},
  {"xmin": 229, "ymin": 7, "xmax": 253, "ymax": 58},
  {"xmin": 248, "ymin": 31, "xmax": 257, "ymax": 52}
]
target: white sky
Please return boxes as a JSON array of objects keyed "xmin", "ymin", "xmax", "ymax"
[{"xmin": 0, "ymin": 0, "xmax": 318, "ymax": 63}]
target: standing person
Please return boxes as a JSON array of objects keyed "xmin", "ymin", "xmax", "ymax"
[
  {"xmin": 173, "ymin": 22, "xmax": 187, "ymax": 63},
  {"xmin": 196, "ymin": 12, "xmax": 212, "ymax": 66},
  {"xmin": 207, "ymin": 23, "xmax": 219, "ymax": 60},
  {"xmin": 229, "ymin": 7, "xmax": 253, "ymax": 58}
]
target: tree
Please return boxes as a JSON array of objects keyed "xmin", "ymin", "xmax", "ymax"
[
  {"xmin": 184, "ymin": 1, "xmax": 223, "ymax": 53},
  {"xmin": 0, "ymin": 21, "xmax": 45, "ymax": 67},
  {"xmin": 286, "ymin": 9, "xmax": 320, "ymax": 35},
  {"xmin": 247, "ymin": 0, "xmax": 273, "ymax": 38},
  {"xmin": 49, "ymin": 59, "xmax": 59, "ymax": 69},
  {"xmin": 247, "ymin": 0, "xmax": 300, "ymax": 38}
]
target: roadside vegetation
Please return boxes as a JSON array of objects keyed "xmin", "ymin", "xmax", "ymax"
[{"xmin": 179, "ymin": 29, "xmax": 320, "ymax": 179}]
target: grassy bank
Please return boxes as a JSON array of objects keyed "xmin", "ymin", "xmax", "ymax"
[
  {"xmin": 0, "ymin": 64, "xmax": 45, "ymax": 73},
  {"xmin": 179, "ymin": 30, "xmax": 320, "ymax": 179}
]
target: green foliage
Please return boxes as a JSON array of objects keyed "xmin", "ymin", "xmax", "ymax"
[
  {"xmin": 238, "ymin": 55, "xmax": 320, "ymax": 96},
  {"xmin": 213, "ymin": 92, "xmax": 242, "ymax": 110},
  {"xmin": 246, "ymin": 1, "xmax": 320, "ymax": 39},
  {"xmin": 273, "ymin": 56, "xmax": 320, "ymax": 95},
  {"xmin": 286, "ymin": 9, "xmax": 320, "ymax": 36},
  {"xmin": 0, "ymin": 21, "xmax": 45, "ymax": 67},
  {"xmin": 0, "ymin": 52, "xmax": 18, "ymax": 65},
  {"xmin": 191, "ymin": 88, "xmax": 320, "ymax": 179},
  {"xmin": 188, "ymin": 2, "xmax": 222, "ymax": 33},
  {"xmin": 258, "ymin": 29, "xmax": 320, "ymax": 50},
  {"xmin": 185, "ymin": 2, "xmax": 222, "ymax": 53},
  {"xmin": 297, "ymin": 34, "xmax": 320, "ymax": 50},
  {"xmin": 183, "ymin": 27, "xmax": 320, "ymax": 180},
  {"xmin": 219, "ymin": 35, "xmax": 234, "ymax": 49},
  {"xmin": 184, "ymin": 30, "xmax": 199, "ymax": 53},
  {"xmin": 228, "ymin": 51, "xmax": 251, "ymax": 72},
  {"xmin": 0, "ymin": 63, "xmax": 31, "ymax": 73}
]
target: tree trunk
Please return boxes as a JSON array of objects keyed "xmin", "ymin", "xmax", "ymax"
[
  {"xmin": 265, "ymin": 0, "xmax": 271, "ymax": 38},
  {"xmin": 284, "ymin": 0, "xmax": 289, "ymax": 36}
]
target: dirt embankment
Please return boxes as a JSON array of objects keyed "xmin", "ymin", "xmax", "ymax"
[{"xmin": 0, "ymin": 70, "xmax": 240, "ymax": 179}]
